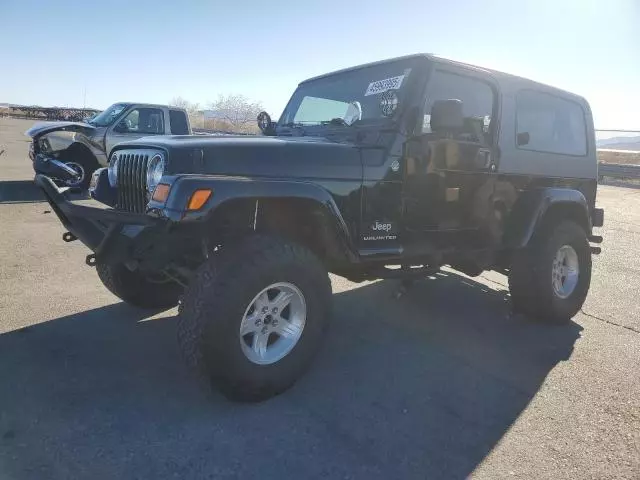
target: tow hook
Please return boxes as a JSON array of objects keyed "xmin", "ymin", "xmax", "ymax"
[{"xmin": 62, "ymin": 232, "xmax": 77, "ymax": 243}]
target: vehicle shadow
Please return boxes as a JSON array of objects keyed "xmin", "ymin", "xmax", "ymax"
[
  {"xmin": 0, "ymin": 179, "xmax": 89, "ymax": 204},
  {"xmin": 0, "ymin": 272, "xmax": 582, "ymax": 480},
  {"xmin": 0, "ymin": 180, "xmax": 45, "ymax": 204}
]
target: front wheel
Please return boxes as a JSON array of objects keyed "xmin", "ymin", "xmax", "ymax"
[
  {"xmin": 509, "ymin": 220, "xmax": 592, "ymax": 323},
  {"xmin": 60, "ymin": 145, "xmax": 100, "ymax": 189},
  {"xmin": 62, "ymin": 156, "xmax": 100, "ymax": 189},
  {"xmin": 96, "ymin": 262, "xmax": 183, "ymax": 309},
  {"xmin": 177, "ymin": 235, "xmax": 332, "ymax": 402}
]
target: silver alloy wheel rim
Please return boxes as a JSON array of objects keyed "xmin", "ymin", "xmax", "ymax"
[
  {"xmin": 239, "ymin": 282, "xmax": 307, "ymax": 365},
  {"xmin": 64, "ymin": 162, "xmax": 85, "ymax": 187},
  {"xmin": 552, "ymin": 245, "xmax": 580, "ymax": 299}
]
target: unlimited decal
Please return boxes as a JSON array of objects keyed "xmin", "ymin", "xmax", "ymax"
[{"xmin": 363, "ymin": 221, "xmax": 397, "ymax": 241}]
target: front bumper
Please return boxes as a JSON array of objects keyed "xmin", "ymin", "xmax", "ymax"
[{"xmin": 35, "ymin": 174, "xmax": 167, "ymax": 266}]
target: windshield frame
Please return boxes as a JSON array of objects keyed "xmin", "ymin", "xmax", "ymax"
[{"xmin": 88, "ymin": 103, "xmax": 131, "ymax": 127}]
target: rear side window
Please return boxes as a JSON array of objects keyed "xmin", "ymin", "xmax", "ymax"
[
  {"xmin": 169, "ymin": 110, "xmax": 189, "ymax": 135},
  {"xmin": 516, "ymin": 91, "xmax": 587, "ymax": 156}
]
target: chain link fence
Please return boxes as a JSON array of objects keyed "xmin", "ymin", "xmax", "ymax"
[{"xmin": 5, "ymin": 106, "xmax": 99, "ymax": 122}]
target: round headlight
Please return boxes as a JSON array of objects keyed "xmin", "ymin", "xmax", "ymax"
[
  {"xmin": 147, "ymin": 153, "xmax": 165, "ymax": 192},
  {"xmin": 108, "ymin": 153, "xmax": 118, "ymax": 186}
]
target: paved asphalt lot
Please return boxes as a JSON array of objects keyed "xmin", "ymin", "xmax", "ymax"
[{"xmin": 1, "ymin": 118, "xmax": 639, "ymax": 479}]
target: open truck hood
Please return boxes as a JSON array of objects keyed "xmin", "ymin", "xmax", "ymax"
[{"xmin": 25, "ymin": 122, "xmax": 96, "ymax": 141}]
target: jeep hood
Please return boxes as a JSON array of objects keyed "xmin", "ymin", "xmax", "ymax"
[
  {"xmin": 124, "ymin": 135, "xmax": 366, "ymax": 180},
  {"xmin": 25, "ymin": 121, "xmax": 96, "ymax": 141}
]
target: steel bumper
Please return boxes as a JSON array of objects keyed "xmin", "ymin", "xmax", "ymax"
[{"xmin": 35, "ymin": 174, "xmax": 167, "ymax": 266}]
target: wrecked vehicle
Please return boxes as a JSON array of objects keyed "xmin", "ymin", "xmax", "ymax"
[
  {"xmin": 36, "ymin": 54, "xmax": 604, "ymax": 402},
  {"xmin": 26, "ymin": 103, "xmax": 191, "ymax": 188}
]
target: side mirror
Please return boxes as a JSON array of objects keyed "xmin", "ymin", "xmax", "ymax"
[
  {"xmin": 113, "ymin": 121, "xmax": 128, "ymax": 133},
  {"xmin": 517, "ymin": 132, "xmax": 530, "ymax": 146},
  {"xmin": 257, "ymin": 111, "xmax": 275, "ymax": 135},
  {"xmin": 430, "ymin": 99, "xmax": 464, "ymax": 133}
]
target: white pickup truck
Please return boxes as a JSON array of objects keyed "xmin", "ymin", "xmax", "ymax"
[{"xmin": 26, "ymin": 102, "xmax": 191, "ymax": 188}]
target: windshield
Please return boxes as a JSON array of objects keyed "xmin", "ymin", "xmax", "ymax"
[
  {"xmin": 88, "ymin": 103, "xmax": 129, "ymax": 127},
  {"xmin": 279, "ymin": 58, "xmax": 420, "ymax": 127}
]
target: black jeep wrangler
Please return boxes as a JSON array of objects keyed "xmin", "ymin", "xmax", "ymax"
[{"xmin": 36, "ymin": 54, "xmax": 604, "ymax": 401}]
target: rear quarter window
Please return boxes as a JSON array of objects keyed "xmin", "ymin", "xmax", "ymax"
[
  {"xmin": 516, "ymin": 90, "xmax": 587, "ymax": 156},
  {"xmin": 169, "ymin": 110, "xmax": 189, "ymax": 135}
]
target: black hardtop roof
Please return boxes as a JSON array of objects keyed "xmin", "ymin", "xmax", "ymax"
[{"xmin": 299, "ymin": 53, "xmax": 587, "ymax": 104}]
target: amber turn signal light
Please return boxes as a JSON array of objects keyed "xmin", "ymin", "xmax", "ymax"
[
  {"xmin": 151, "ymin": 183, "xmax": 171, "ymax": 203},
  {"xmin": 187, "ymin": 189, "xmax": 212, "ymax": 211}
]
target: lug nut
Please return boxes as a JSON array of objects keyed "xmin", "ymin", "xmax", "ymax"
[
  {"xmin": 255, "ymin": 318, "xmax": 262, "ymax": 326},
  {"xmin": 261, "ymin": 306, "xmax": 269, "ymax": 313},
  {"xmin": 272, "ymin": 307, "xmax": 278, "ymax": 314}
]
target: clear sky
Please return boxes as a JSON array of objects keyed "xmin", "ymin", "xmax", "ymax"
[{"xmin": 1, "ymin": 0, "xmax": 638, "ymax": 130}]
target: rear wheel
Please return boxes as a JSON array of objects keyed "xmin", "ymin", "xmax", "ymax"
[
  {"xmin": 509, "ymin": 220, "xmax": 592, "ymax": 323},
  {"xmin": 96, "ymin": 262, "xmax": 182, "ymax": 309},
  {"xmin": 177, "ymin": 235, "xmax": 332, "ymax": 402}
]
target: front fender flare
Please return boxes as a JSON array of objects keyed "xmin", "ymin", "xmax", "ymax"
[
  {"xmin": 504, "ymin": 188, "xmax": 591, "ymax": 248},
  {"xmin": 157, "ymin": 175, "xmax": 357, "ymax": 256}
]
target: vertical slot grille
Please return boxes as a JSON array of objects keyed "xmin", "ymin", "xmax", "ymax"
[{"xmin": 115, "ymin": 152, "xmax": 150, "ymax": 213}]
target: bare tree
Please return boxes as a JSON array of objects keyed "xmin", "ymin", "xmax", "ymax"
[
  {"xmin": 170, "ymin": 97, "xmax": 201, "ymax": 113},
  {"xmin": 209, "ymin": 94, "xmax": 263, "ymax": 132},
  {"xmin": 169, "ymin": 96, "xmax": 190, "ymax": 109}
]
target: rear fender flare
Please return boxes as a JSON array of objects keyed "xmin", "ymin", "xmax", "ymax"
[{"xmin": 504, "ymin": 188, "xmax": 591, "ymax": 248}]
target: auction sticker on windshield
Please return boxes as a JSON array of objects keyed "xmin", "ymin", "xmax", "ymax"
[{"xmin": 365, "ymin": 75, "xmax": 405, "ymax": 96}]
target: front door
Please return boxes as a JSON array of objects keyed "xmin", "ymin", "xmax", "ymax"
[
  {"xmin": 402, "ymin": 67, "xmax": 498, "ymax": 248},
  {"xmin": 105, "ymin": 107, "xmax": 166, "ymax": 155}
]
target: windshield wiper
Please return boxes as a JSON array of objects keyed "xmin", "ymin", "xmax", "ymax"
[
  {"xmin": 277, "ymin": 122, "xmax": 309, "ymax": 136},
  {"xmin": 320, "ymin": 117, "xmax": 350, "ymax": 126}
]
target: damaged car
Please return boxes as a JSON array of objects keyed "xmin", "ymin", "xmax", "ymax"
[{"xmin": 26, "ymin": 103, "xmax": 191, "ymax": 188}]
